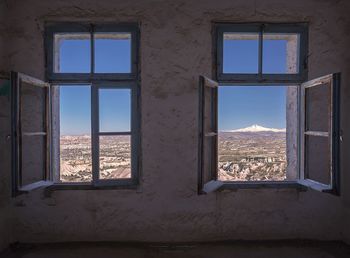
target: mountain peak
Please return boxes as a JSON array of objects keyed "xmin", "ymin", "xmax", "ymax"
[{"xmin": 229, "ymin": 124, "xmax": 286, "ymax": 133}]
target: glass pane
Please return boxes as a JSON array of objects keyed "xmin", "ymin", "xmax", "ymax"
[
  {"xmin": 223, "ymin": 33, "xmax": 259, "ymax": 74},
  {"xmin": 218, "ymin": 86, "xmax": 298, "ymax": 181},
  {"xmin": 305, "ymin": 84, "xmax": 331, "ymax": 132},
  {"xmin": 95, "ymin": 33, "xmax": 131, "ymax": 73},
  {"xmin": 59, "ymin": 85, "xmax": 92, "ymax": 182},
  {"xmin": 305, "ymin": 135, "xmax": 330, "ymax": 185},
  {"xmin": 99, "ymin": 88, "xmax": 131, "ymax": 132},
  {"xmin": 263, "ymin": 33, "xmax": 299, "ymax": 74},
  {"xmin": 99, "ymin": 135, "xmax": 131, "ymax": 179},
  {"xmin": 21, "ymin": 135, "xmax": 45, "ymax": 186},
  {"xmin": 54, "ymin": 33, "xmax": 91, "ymax": 73},
  {"xmin": 20, "ymin": 82, "xmax": 46, "ymax": 132}
]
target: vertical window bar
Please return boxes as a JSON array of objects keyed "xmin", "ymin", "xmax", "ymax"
[
  {"xmin": 332, "ymin": 73, "xmax": 341, "ymax": 195},
  {"xmin": 91, "ymin": 85, "xmax": 99, "ymax": 183},
  {"xmin": 90, "ymin": 24, "xmax": 95, "ymax": 75},
  {"xmin": 258, "ymin": 25, "xmax": 264, "ymax": 79},
  {"xmin": 212, "ymin": 86, "xmax": 218, "ymax": 180},
  {"xmin": 46, "ymin": 86, "xmax": 51, "ymax": 181}
]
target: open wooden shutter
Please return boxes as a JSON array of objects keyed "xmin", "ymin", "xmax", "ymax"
[
  {"xmin": 298, "ymin": 73, "xmax": 341, "ymax": 195},
  {"xmin": 11, "ymin": 72, "xmax": 53, "ymax": 196},
  {"xmin": 198, "ymin": 75, "xmax": 223, "ymax": 194}
]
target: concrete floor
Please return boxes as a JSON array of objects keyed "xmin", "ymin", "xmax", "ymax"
[{"xmin": 1, "ymin": 241, "xmax": 350, "ymax": 258}]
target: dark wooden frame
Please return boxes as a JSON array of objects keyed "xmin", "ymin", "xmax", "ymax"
[
  {"xmin": 203, "ymin": 23, "xmax": 341, "ymax": 194},
  {"xmin": 298, "ymin": 73, "xmax": 341, "ymax": 195},
  {"xmin": 45, "ymin": 22, "xmax": 139, "ymax": 83},
  {"xmin": 11, "ymin": 72, "xmax": 53, "ymax": 196},
  {"xmin": 44, "ymin": 22, "xmax": 141, "ymax": 190},
  {"xmin": 214, "ymin": 22, "xmax": 308, "ymax": 84}
]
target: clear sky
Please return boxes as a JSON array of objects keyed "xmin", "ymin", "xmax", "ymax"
[
  {"xmin": 59, "ymin": 37, "xmax": 131, "ymax": 135},
  {"xmin": 219, "ymin": 37, "xmax": 289, "ymax": 130},
  {"xmin": 60, "ymin": 36, "xmax": 289, "ymax": 135}
]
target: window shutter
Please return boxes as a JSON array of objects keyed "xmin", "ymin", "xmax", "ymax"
[
  {"xmin": 11, "ymin": 72, "xmax": 53, "ymax": 196},
  {"xmin": 198, "ymin": 75, "xmax": 223, "ymax": 194},
  {"xmin": 298, "ymin": 73, "xmax": 341, "ymax": 195}
]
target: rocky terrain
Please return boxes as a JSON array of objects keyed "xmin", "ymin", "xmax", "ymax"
[
  {"xmin": 218, "ymin": 130, "xmax": 287, "ymax": 181},
  {"xmin": 60, "ymin": 135, "xmax": 131, "ymax": 182}
]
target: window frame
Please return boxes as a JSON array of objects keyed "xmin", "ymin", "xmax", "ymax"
[
  {"xmin": 45, "ymin": 22, "xmax": 139, "ymax": 82},
  {"xmin": 215, "ymin": 22, "xmax": 309, "ymax": 84},
  {"xmin": 298, "ymin": 73, "xmax": 341, "ymax": 195},
  {"xmin": 92, "ymin": 82, "xmax": 140, "ymax": 187},
  {"xmin": 207, "ymin": 22, "xmax": 341, "ymax": 194},
  {"xmin": 207, "ymin": 22, "xmax": 308, "ymax": 192},
  {"xmin": 44, "ymin": 23, "xmax": 141, "ymax": 189},
  {"xmin": 11, "ymin": 72, "xmax": 54, "ymax": 196}
]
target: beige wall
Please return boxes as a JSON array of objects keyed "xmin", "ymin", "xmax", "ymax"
[{"xmin": 0, "ymin": 0, "xmax": 349, "ymax": 248}]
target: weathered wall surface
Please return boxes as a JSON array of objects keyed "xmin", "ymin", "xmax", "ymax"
[
  {"xmin": 0, "ymin": 1, "xmax": 14, "ymax": 251},
  {"xmin": 0, "ymin": 0, "xmax": 349, "ymax": 247},
  {"xmin": 0, "ymin": 93, "xmax": 12, "ymax": 251}
]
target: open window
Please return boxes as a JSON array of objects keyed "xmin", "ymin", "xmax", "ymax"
[
  {"xmin": 44, "ymin": 23, "xmax": 140, "ymax": 190},
  {"xmin": 198, "ymin": 75, "xmax": 223, "ymax": 194},
  {"xmin": 11, "ymin": 72, "xmax": 53, "ymax": 196},
  {"xmin": 198, "ymin": 73, "xmax": 341, "ymax": 195},
  {"xmin": 298, "ymin": 73, "xmax": 341, "ymax": 195},
  {"xmin": 204, "ymin": 22, "xmax": 341, "ymax": 195}
]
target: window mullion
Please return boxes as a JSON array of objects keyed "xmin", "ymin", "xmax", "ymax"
[
  {"xmin": 90, "ymin": 24, "xmax": 95, "ymax": 75},
  {"xmin": 258, "ymin": 25, "xmax": 264, "ymax": 79},
  {"xmin": 212, "ymin": 86, "xmax": 218, "ymax": 180},
  {"xmin": 91, "ymin": 84, "xmax": 99, "ymax": 183}
]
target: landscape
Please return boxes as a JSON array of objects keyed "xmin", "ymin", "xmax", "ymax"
[
  {"xmin": 59, "ymin": 124, "xmax": 287, "ymax": 182},
  {"xmin": 60, "ymin": 135, "xmax": 131, "ymax": 182},
  {"xmin": 218, "ymin": 124, "xmax": 287, "ymax": 181}
]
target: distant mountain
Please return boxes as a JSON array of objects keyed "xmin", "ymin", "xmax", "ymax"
[{"xmin": 224, "ymin": 124, "xmax": 286, "ymax": 133}]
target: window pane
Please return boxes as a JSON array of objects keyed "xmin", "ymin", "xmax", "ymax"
[
  {"xmin": 54, "ymin": 33, "xmax": 91, "ymax": 73},
  {"xmin": 95, "ymin": 33, "xmax": 131, "ymax": 73},
  {"xmin": 223, "ymin": 33, "xmax": 259, "ymax": 74},
  {"xmin": 305, "ymin": 84, "xmax": 331, "ymax": 132},
  {"xmin": 99, "ymin": 135, "xmax": 131, "ymax": 179},
  {"xmin": 58, "ymin": 85, "xmax": 92, "ymax": 182},
  {"xmin": 305, "ymin": 135, "xmax": 330, "ymax": 185},
  {"xmin": 99, "ymin": 88, "xmax": 131, "ymax": 132},
  {"xmin": 218, "ymin": 86, "xmax": 298, "ymax": 181},
  {"xmin": 263, "ymin": 33, "xmax": 299, "ymax": 74},
  {"xmin": 20, "ymin": 82, "xmax": 46, "ymax": 132},
  {"xmin": 21, "ymin": 135, "xmax": 45, "ymax": 186}
]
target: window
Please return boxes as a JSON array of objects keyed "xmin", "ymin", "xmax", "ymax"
[
  {"xmin": 198, "ymin": 23, "xmax": 341, "ymax": 195},
  {"xmin": 11, "ymin": 23, "xmax": 140, "ymax": 195},
  {"xmin": 11, "ymin": 72, "xmax": 53, "ymax": 195},
  {"xmin": 216, "ymin": 23, "xmax": 308, "ymax": 83}
]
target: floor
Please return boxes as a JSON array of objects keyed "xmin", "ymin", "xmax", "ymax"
[{"xmin": 1, "ymin": 241, "xmax": 350, "ymax": 258}]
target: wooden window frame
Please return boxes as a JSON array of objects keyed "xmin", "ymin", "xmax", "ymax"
[
  {"xmin": 214, "ymin": 22, "xmax": 308, "ymax": 84},
  {"xmin": 45, "ymin": 22, "xmax": 139, "ymax": 82},
  {"xmin": 11, "ymin": 72, "xmax": 53, "ymax": 196},
  {"xmin": 198, "ymin": 22, "xmax": 340, "ymax": 195},
  {"xmin": 44, "ymin": 23, "xmax": 141, "ymax": 190},
  {"xmin": 298, "ymin": 73, "xmax": 341, "ymax": 195}
]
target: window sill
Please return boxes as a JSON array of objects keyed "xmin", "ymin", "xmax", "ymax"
[
  {"xmin": 44, "ymin": 181, "xmax": 139, "ymax": 196},
  {"xmin": 218, "ymin": 181, "xmax": 307, "ymax": 191}
]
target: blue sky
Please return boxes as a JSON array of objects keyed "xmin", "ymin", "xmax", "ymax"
[
  {"xmin": 60, "ymin": 36, "xmax": 289, "ymax": 135},
  {"xmin": 59, "ymin": 37, "xmax": 131, "ymax": 135},
  {"xmin": 220, "ymin": 37, "xmax": 289, "ymax": 130}
]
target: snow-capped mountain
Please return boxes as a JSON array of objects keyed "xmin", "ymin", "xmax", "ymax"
[{"xmin": 227, "ymin": 124, "xmax": 286, "ymax": 133}]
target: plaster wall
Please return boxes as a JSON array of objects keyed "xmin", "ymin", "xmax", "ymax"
[
  {"xmin": 0, "ymin": 0, "xmax": 349, "ymax": 246},
  {"xmin": 0, "ymin": 93, "xmax": 12, "ymax": 251},
  {"xmin": 0, "ymin": 1, "xmax": 14, "ymax": 251}
]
